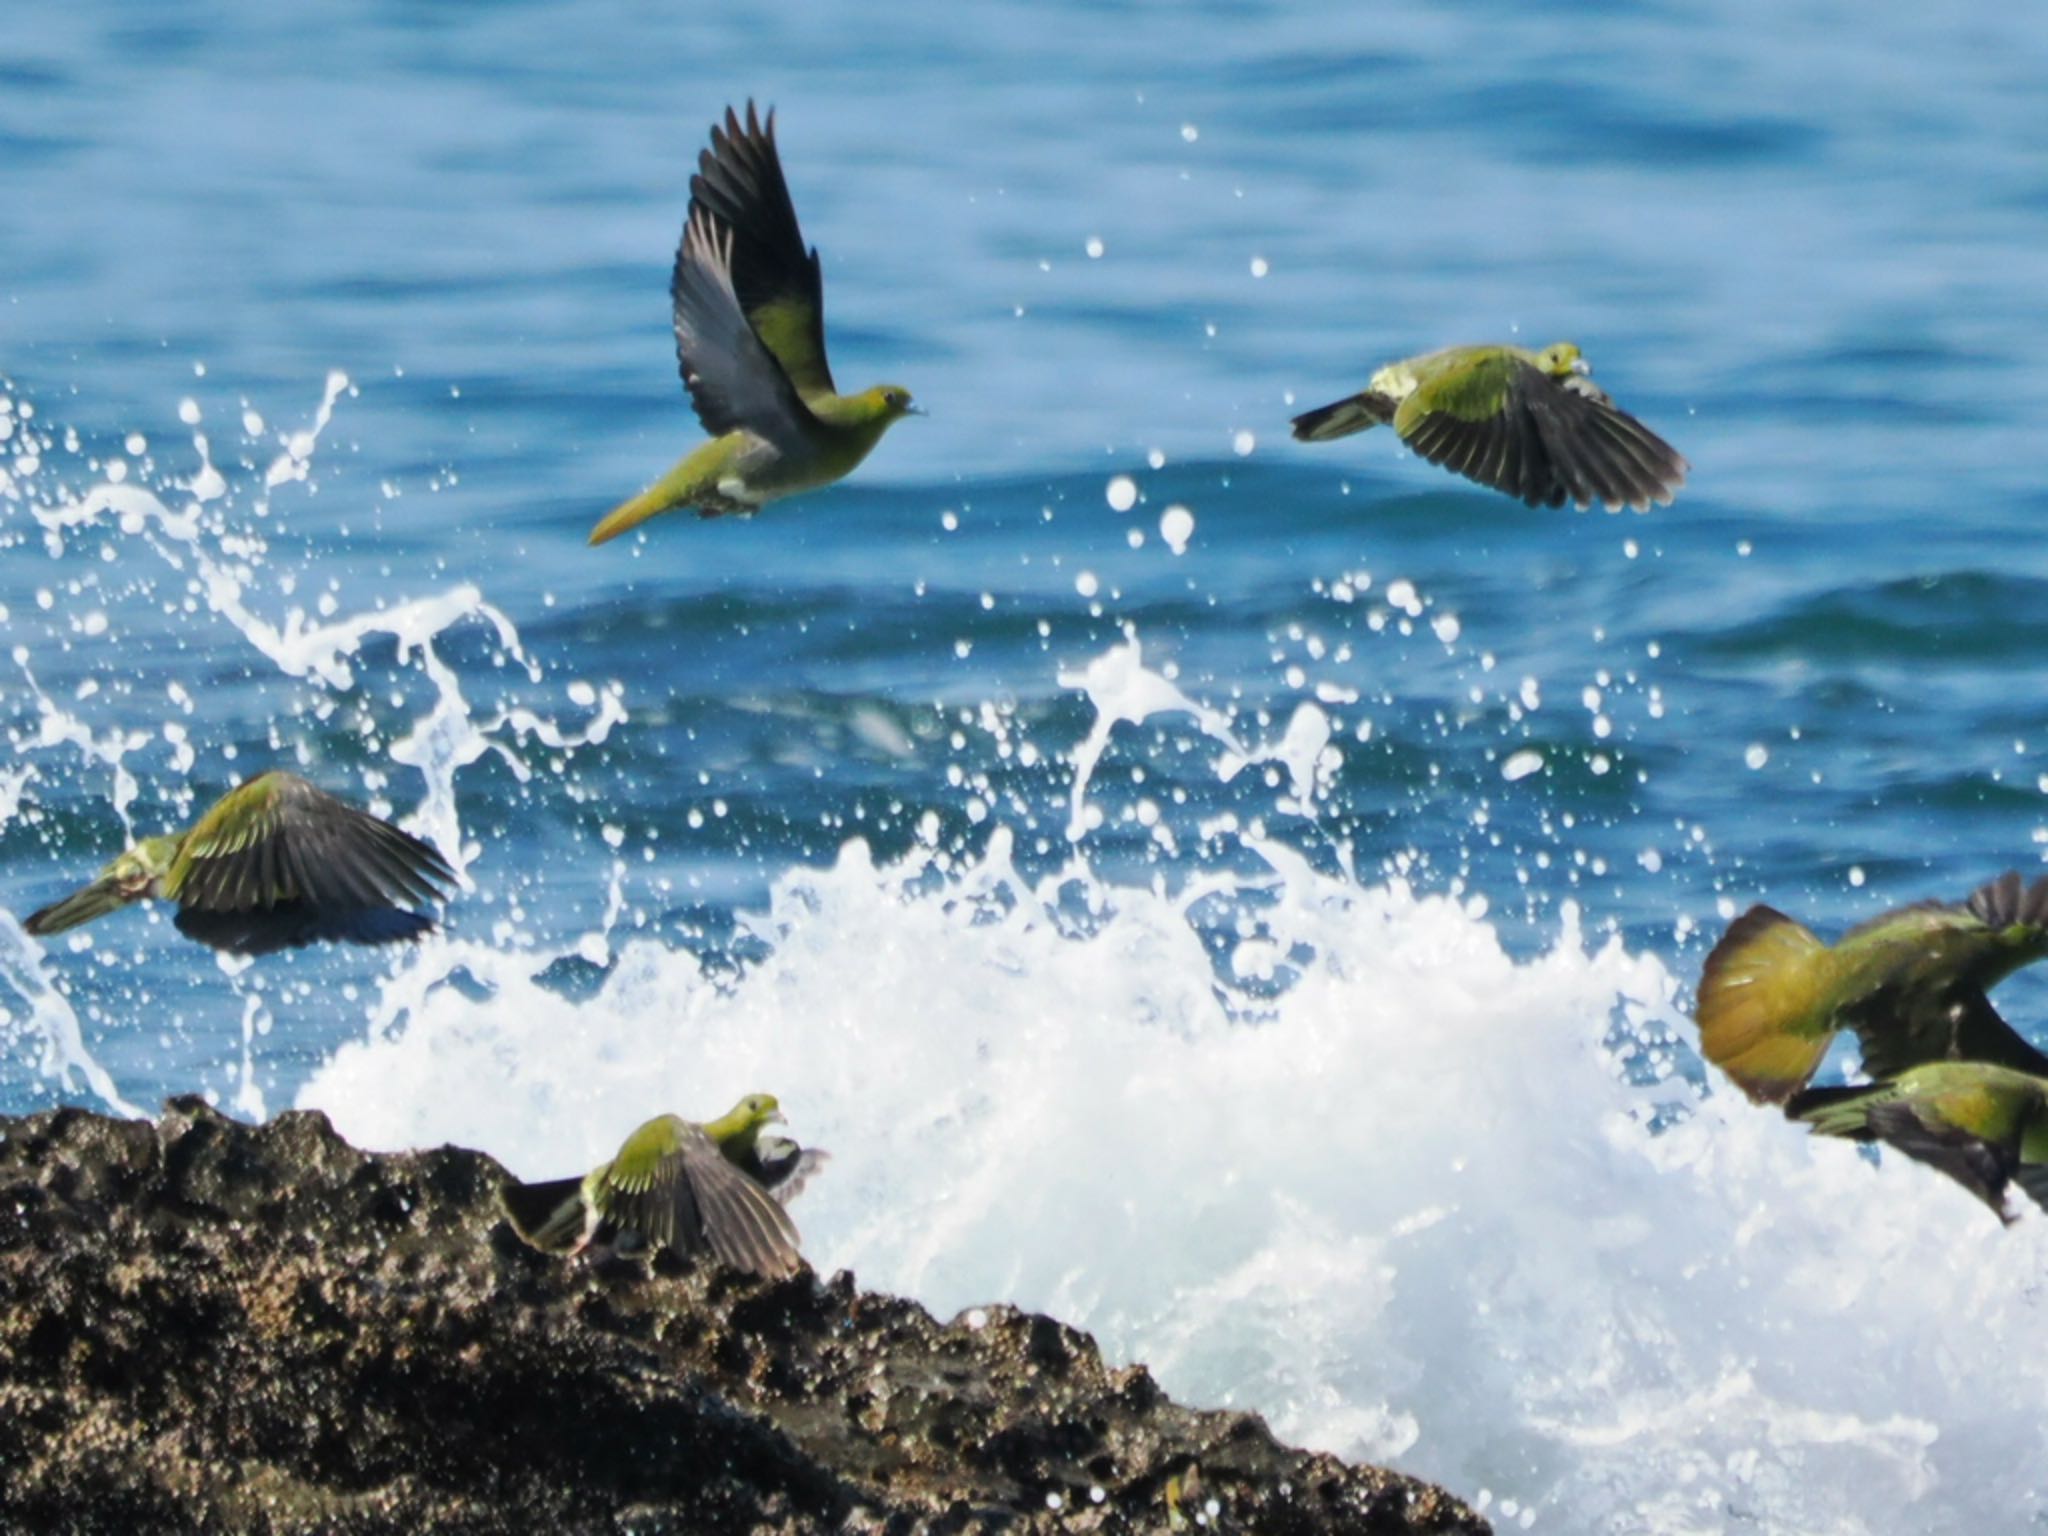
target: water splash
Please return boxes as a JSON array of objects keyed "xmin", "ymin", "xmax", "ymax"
[
  {"xmin": 0, "ymin": 380, "xmax": 627, "ymax": 1112},
  {"xmin": 294, "ymin": 623, "xmax": 2048, "ymax": 1533}
]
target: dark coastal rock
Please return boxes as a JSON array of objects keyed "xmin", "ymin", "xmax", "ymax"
[{"xmin": 0, "ymin": 1099, "xmax": 1488, "ymax": 1535}]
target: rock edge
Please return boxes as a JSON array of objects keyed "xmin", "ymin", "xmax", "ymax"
[{"xmin": 0, "ymin": 1099, "xmax": 1488, "ymax": 1536}]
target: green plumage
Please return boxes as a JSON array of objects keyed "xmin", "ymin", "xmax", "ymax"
[
  {"xmin": 1792, "ymin": 1062, "xmax": 2048, "ymax": 1223},
  {"xmin": 1696, "ymin": 871, "xmax": 2048, "ymax": 1104},
  {"xmin": 21, "ymin": 770, "xmax": 454, "ymax": 956},
  {"xmin": 1291, "ymin": 341, "xmax": 1687, "ymax": 511},
  {"xmin": 589, "ymin": 103, "xmax": 916, "ymax": 544},
  {"xmin": 497, "ymin": 1094, "xmax": 819, "ymax": 1281}
]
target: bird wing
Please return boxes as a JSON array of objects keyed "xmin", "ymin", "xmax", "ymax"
[
  {"xmin": 1793, "ymin": 1072, "xmax": 2026, "ymax": 1221},
  {"xmin": 749, "ymin": 1137, "xmax": 831, "ymax": 1205},
  {"xmin": 1522, "ymin": 370, "xmax": 1687, "ymax": 511},
  {"xmin": 166, "ymin": 772, "xmax": 455, "ymax": 918},
  {"xmin": 1862, "ymin": 1095, "xmax": 2020, "ymax": 1223},
  {"xmin": 599, "ymin": 1117, "xmax": 802, "ymax": 1280},
  {"xmin": 1396, "ymin": 357, "xmax": 1686, "ymax": 511},
  {"xmin": 670, "ymin": 206, "xmax": 821, "ymax": 453},
  {"xmin": 172, "ymin": 902, "xmax": 435, "ymax": 956},
  {"xmin": 1838, "ymin": 873, "xmax": 2048, "ymax": 1080},
  {"xmin": 1392, "ymin": 352, "xmax": 1560, "ymax": 505},
  {"xmin": 686, "ymin": 103, "xmax": 836, "ymax": 400}
]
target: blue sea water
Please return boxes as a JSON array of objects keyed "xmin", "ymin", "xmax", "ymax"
[{"xmin": 7, "ymin": 3, "xmax": 2048, "ymax": 1528}]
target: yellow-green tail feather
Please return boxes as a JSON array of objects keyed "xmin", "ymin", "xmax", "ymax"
[{"xmin": 1696, "ymin": 906, "xmax": 1836, "ymax": 1103}]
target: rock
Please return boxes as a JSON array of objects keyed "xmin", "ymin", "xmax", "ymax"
[{"xmin": 0, "ymin": 1099, "xmax": 1488, "ymax": 1535}]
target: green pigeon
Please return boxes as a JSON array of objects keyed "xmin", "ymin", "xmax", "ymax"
[
  {"xmin": 588, "ymin": 102, "xmax": 917, "ymax": 544},
  {"xmin": 21, "ymin": 770, "xmax": 455, "ymax": 956},
  {"xmin": 1792, "ymin": 1062, "xmax": 2048, "ymax": 1224},
  {"xmin": 1290, "ymin": 342, "xmax": 1687, "ymax": 511},
  {"xmin": 1695, "ymin": 871, "xmax": 2048, "ymax": 1105},
  {"xmin": 497, "ymin": 1094, "xmax": 815, "ymax": 1280}
]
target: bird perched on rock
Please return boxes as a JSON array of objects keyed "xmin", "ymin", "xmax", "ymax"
[
  {"xmin": 1792, "ymin": 1062, "xmax": 2048, "ymax": 1223},
  {"xmin": 588, "ymin": 103, "xmax": 917, "ymax": 544},
  {"xmin": 22, "ymin": 771, "xmax": 455, "ymax": 956},
  {"xmin": 1290, "ymin": 342, "xmax": 1687, "ymax": 511},
  {"xmin": 1695, "ymin": 870, "xmax": 2048, "ymax": 1105},
  {"xmin": 497, "ymin": 1094, "xmax": 817, "ymax": 1280}
]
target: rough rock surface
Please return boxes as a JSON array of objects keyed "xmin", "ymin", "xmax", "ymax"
[{"xmin": 0, "ymin": 1099, "xmax": 1488, "ymax": 1535}]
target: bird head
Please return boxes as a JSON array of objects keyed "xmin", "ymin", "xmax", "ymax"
[
  {"xmin": 23, "ymin": 835, "xmax": 178, "ymax": 936},
  {"xmin": 704, "ymin": 1092, "xmax": 787, "ymax": 1150},
  {"xmin": 1536, "ymin": 342, "xmax": 1590, "ymax": 378},
  {"xmin": 859, "ymin": 385, "xmax": 922, "ymax": 423}
]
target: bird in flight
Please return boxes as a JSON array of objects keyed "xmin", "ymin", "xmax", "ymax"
[
  {"xmin": 1793, "ymin": 1061, "xmax": 2048, "ymax": 1224},
  {"xmin": 589, "ymin": 103, "xmax": 917, "ymax": 544},
  {"xmin": 1694, "ymin": 870, "xmax": 2048, "ymax": 1105},
  {"xmin": 22, "ymin": 770, "xmax": 455, "ymax": 956},
  {"xmin": 1291, "ymin": 342, "xmax": 1686, "ymax": 512}
]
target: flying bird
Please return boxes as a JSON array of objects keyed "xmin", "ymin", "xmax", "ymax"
[
  {"xmin": 1695, "ymin": 870, "xmax": 2048, "ymax": 1105},
  {"xmin": 588, "ymin": 103, "xmax": 917, "ymax": 544},
  {"xmin": 497, "ymin": 1094, "xmax": 817, "ymax": 1281},
  {"xmin": 1792, "ymin": 1062, "xmax": 2048, "ymax": 1224},
  {"xmin": 1290, "ymin": 342, "xmax": 1687, "ymax": 511},
  {"xmin": 22, "ymin": 770, "xmax": 455, "ymax": 956}
]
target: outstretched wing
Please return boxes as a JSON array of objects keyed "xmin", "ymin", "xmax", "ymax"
[
  {"xmin": 670, "ymin": 207, "xmax": 819, "ymax": 453},
  {"xmin": 165, "ymin": 772, "xmax": 454, "ymax": 951},
  {"xmin": 1841, "ymin": 872, "xmax": 2048, "ymax": 1080},
  {"xmin": 1863, "ymin": 1097, "xmax": 2018, "ymax": 1221},
  {"xmin": 599, "ymin": 1117, "xmax": 802, "ymax": 1281},
  {"xmin": 747, "ymin": 1136, "xmax": 830, "ymax": 1205},
  {"xmin": 1396, "ymin": 358, "xmax": 1687, "ymax": 511},
  {"xmin": 1792, "ymin": 1072, "xmax": 2026, "ymax": 1223},
  {"xmin": 686, "ymin": 103, "xmax": 835, "ymax": 400}
]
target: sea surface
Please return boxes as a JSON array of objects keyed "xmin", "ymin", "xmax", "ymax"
[{"xmin": 6, "ymin": 3, "xmax": 2048, "ymax": 1529}]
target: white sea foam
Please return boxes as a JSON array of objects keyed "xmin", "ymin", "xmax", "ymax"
[
  {"xmin": 297, "ymin": 794, "xmax": 2048, "ymax": 1533},
  {"xmin": 298, "ymin": 637, "xmax": 2048, "ymax": 1534},
  {"xmin": 9, "ymin": 383, "xmax": 2048, "ymax": 1531},
  {"xmin": 0, "ymin": 381, "xmax": 625, "ymax": 1112}
]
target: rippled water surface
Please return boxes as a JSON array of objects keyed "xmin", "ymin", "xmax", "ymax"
[{"xmin": 7, "ymin": 4, "xmax": 2048, "ymax": 1529}]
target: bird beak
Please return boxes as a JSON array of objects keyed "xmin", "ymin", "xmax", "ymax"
[
  {"xmin": 767, "ymin": 1108, "xmax": 787, "ymax": 1127},
  {"xmin": 1570, "ymin": 358, "xmax": 1592, "ymax": 375},
  {"xmin": 21, "ymin": 876, "xmax": 133, "ymax": 938},
  {"xmin": 905, "ymin": 405, "xmax": 928, "ymax": 418}
]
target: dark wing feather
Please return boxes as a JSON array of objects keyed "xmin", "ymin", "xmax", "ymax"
[
  {"xmin": 602, "ymin": 1125, "xmax": 801, "ymax": 1280},
  {"xmin": 172, "ymin": 773, "xmax": 454, "ymax": 947},
  {"xmin": 1842, "ymin": 874, "xmax": 2048, "ymax": 1079},
  {"xmin": 687, "ymin": 1149, "xmax": 803, "ymax": 1280},
  {"xmin": 1400, "ymin": 395, "xmax": 1558, "ymax": 510},
  {"xmin": 1863, "ymin": 1100, "xmax": 2019, "ymax": 1222},
  {"xmin": 742, "ymin": 1137, "xmax": 830, "ymax": 1205},
  {"xmin": 1855, "ymin": 990, "xmax": 2048, "ymax": 1082},
  {"xmin": 686, "ymin": 102, "xmax": 835, "ymax": 398},
  {"xmin": 1518, "ymin": 366, "xmax": 1688, "ymax": 511},
  {"xmin": 669, "ymin": 208, "xmax": 819, "ymax": 451},
  {"xmin": 174, "ymin": 902, "xmax": 434, "ymax": 956},
  {"xmin": 1962, "ymin": 869, "xmax": 2048, "ymax": 931}
]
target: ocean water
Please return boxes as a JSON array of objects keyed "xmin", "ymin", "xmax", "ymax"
[{"xmin": 6, "ymin": 2, "xmax": 2048, "ymax": 1529}]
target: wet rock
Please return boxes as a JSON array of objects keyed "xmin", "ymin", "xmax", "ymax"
[{"xmin": 0, "ymin": 1099, "xmax": 1488, "ymax": 1535}]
